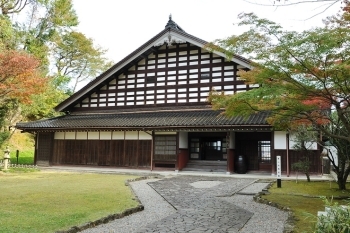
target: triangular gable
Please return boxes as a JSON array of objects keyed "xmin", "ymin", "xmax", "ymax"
[{"xmin": 55, "ymin": 17, "xmax": 253, "ymax": 113}]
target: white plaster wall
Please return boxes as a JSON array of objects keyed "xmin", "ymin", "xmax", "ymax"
[
  {"xmin": 289, "ymin": 132, "xmax": 318, "ymax": 150},
  {"xmin": 100, "ymin": 131, "xmax": 112, "ymax": 140},
  {"xmin": 274, "ymin": 131, "xmax": 287, "ymax": 149},
  {"xmin": 88, "ymin": 132, "xmax": 99, "ymax": 139},
  {"xmin": 139, "ymin": 131, "xmax": 152, "ymax": 140},
  {"xmin": 76, "ymin": 132, "xmax": 87, "ymax": 139},
  {"xmin": 305, "ymin": 142, "xmax": 318, "ymax": 150},
  {"xmin": 54, "ymin": 132, "xmax": 65, "ymax": 139},
  {"xmin": 125, "ymin": 131, "xmax": 138, "ymax": 140},
  {"xmin": 288, "ymin": 133, "xmax": 297, "ymax": 149},
  {"xmin": 65, "ymin": 132, "xmax": 75, "ymax": 140},
  {"xmin": 53, "ymin": 131, "xmax": 152, "ymax": 140},
  {"xmin": 179, "ymin": 132, "xmax": 188, "ymax": 148},
  {"xmin": 326, "ymin": 146, "xmax": 338, "ymax": 166},
  {"xmin": 112, "ymin": 131, "xmax": 124, "ymax": 139}
]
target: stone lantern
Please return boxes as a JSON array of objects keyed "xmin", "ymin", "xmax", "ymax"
[{"xmin": 3, "ymin": 146, "xmax": 10, "ymax": 170}]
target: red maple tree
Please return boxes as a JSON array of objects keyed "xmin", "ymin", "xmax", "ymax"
[{"xmin": 0, "ymin": 50, "xmax": 47, "ymax": 104}]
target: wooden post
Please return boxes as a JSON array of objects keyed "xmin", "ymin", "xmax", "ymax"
[
  {"xmin": 136, "ymin": 131, "xmax": 139, "ymax": 167},
  {"xmin": 123, "ymin": 131, "xmax": 126, "ymax": 166},
  {"xmin": 150, "ymin": 131, "xmax": 154, "ymax": 171},
  {"xmin": 175, "ymin": 132, "xmax": 179, "ymax": 171},
  {"xmin": 286, "ymin": 133, "xmax": 290, "ymax": 177},
  {"xmin": 277, "ymin": 155, "xmax": 282, "ymax": 188},
  {"xmin": 16, "ymin": 150, "xmax": 19, "ymax": 165}
]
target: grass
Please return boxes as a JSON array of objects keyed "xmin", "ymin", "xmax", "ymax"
[
  {"xmin": 2, "ymin": 131, "xmax": 35, "ymax": 165},
  {"xmin": 9, "ymin": 150, "xmax": 34, "ymax": 165},
  {"xmin": 0, "ymin": 171, "xmax": 139, "ymax": 233},
  {"xmin": 3, "ymin": 167, "xmax": 40, "ymax": 173},
  {"xmin": 264, "ymin": 180, "xmax": 350, "ymax": 233}
]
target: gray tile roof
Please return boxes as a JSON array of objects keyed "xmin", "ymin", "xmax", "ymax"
[{"xmin": 16, "ymin": 110, "xmax": 271, "ymax": 132}]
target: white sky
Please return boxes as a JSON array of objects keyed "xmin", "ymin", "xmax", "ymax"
[{"xmin": 72, "ymin": 0, "xmax": 342, "ymax": 63}]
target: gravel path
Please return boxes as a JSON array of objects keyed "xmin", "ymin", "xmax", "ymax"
[
  {"xmin": 82, "ymin": 179, "xmax": 176, "ymax": 233},
  {"xmin": 82, "ymin": 176, "xmax": 288, "ymax": 233},
  {"xmin": 222, "ymin": 183, "xmax": 288, "ymax": 233}
]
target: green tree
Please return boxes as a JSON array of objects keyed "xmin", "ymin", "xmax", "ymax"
[
  {"xmin": 21, "ymin": 0, "xmax": 79, "ymax": 69},
  {"xmin": 0, "ymin": 0, "xmax": 112, "ymax": 124},
  {"xmin": 290, "ymin": 126, "xmax": 318, "ymax": 182},
  {"xmin": 0, "ymin": 0, "xmax": 34, "ymax": 15},
  {"xmin": 20, "ymin": 80, "xmax": 68, "ymax": 121},
  {"xmin": 0, "ymin": 0, "xmax": 113, "ymax": 148},
  {"xmin": 207, "ymin": 12, "xmax": 350, "ymax": 190},
  {"xmin": 18, "ymin": 0, "xmax": 112, "ymax": 93},
  {"xmin": 0, "ymin": 15, "xmax": 17, "ymax": 50},
  {"xmin": 52, "ymin": 31, "xmax": 113, "ymax": 92}
]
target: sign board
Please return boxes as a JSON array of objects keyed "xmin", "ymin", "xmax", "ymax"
[{"xmin": 276, "ymin": 156, "xmax": 281, "ymax": 178}]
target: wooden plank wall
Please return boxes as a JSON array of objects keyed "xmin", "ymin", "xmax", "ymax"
[
  {"xmin": 36, "ymin": 132, "xmax": 54, "ymax": 163},
  {"xmin": 273, "ymin": 149, "xmax": 321, "ymax": 173},
  {"xmin": 52, "ymin": 140, "xmax": 151, "ymax": 167}
]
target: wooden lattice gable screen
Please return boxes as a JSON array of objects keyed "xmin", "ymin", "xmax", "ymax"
[{"xmin": 72, "ymin": 42, "xmax": 257, "ymax": 110}]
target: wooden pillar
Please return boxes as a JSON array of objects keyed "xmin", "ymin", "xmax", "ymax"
[
  {"xmin": 123, "ymin": 131, "xmax": 126, "ymax": 166},
  {"xmin": 150, "ymin": 131, "xmax": 154, "ymax": 171},
  {"xmin": 271, "ymin": 132, "xmax": 275, "ymax": 175},
  {"xmin": 175, "ymin": 132, "xmax": 179, "ymax": 171},
  {"xmin": 177, "ymin": 149, "xmax": 189, "ymax": 170},
  {"xmin": 227, "ymin": 149, "xmax": 234, "ymax": 173},
  {"xmin": 34, "ymin": 133, "xmax": 38, "ymax": 165},
  {"xmin": 136, "ymin": 131, "xmax": 139, "ymax": 168},
  {"xmin": 286, "ymin": 133, "xmax": 290, "ymax": 177}
]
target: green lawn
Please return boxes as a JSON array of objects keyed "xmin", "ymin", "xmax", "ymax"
[
  {"xmin": 264, "ymin": 180, "xmax": 350, "ymax": 233},
  {"xmin": 0, "ymin": 171, "xmax": 139, "ymax": 233},
  {"xmin": 9, "ymin": 150, "xmax": 34, "ymax": 165},
  {"xmin": 5, "ymin": 131, "xmax": 35, "ymax": 165}
]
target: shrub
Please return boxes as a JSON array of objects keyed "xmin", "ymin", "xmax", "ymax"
[
  {"xmin": 291, "ymin": 157, "xmax": 311, "ymax": 182},
  {"xmin": 0, "ymin": 131, "xmax": 10, "ymax": 147},
  {"xmin": 315, "ymin": 198, "xmax": 350, "ymax": 233}
]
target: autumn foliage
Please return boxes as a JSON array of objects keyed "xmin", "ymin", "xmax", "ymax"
[
  {"xmin": 207, "ymin": 10, "xmax": 350, "ymax": 189},
  {"xmin": 0, "ymin": 50, "xmax": 46, "ymax": 104}
]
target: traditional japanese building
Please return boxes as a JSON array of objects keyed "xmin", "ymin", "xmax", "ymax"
[{"xmin": 16, "ymin": 16, "xmax": 322, "ymax": 174}]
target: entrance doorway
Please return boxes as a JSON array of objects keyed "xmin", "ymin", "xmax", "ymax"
[
  {"xmin": 236, "ymin": 132, "xmax": 272, "ymax": 171},
  {"xmin": 189, "ymin": 133, "xmax": 227, "ymax": 161}
]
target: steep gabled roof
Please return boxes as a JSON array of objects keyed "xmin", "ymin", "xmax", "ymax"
[{"xmin": 55, "ymin": 16, "xmax": 252, "ymax": 113}]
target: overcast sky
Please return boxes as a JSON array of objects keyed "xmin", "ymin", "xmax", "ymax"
[{"xmin": 72, "ymin": 0, "xmax": 342, "ymax": 63}]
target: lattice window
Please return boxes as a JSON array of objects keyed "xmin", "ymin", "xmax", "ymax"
[
  {"xmin": 154, "ymin": 136, "xmax": 177, "ymax": 160},
  {"xmin": 258, "ymin": 141, "xmax": 271, "ymax": 163},
  {"xmin": 190, "ymin": 138, "xmax": 200, "ymax": 159}
]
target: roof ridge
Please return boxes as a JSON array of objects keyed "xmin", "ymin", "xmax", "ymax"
[{"xmin": 165, "ymin": 14, "xmax": 185, "ymax": 32}]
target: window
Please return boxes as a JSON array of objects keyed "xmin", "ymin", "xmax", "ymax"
[
  {"xmin": 147, "ymin": 77, "xmax": 156, "ymax": 83},
  {"xmin": 259, "ymin": 141, "xmax": 271, "ymax": 162},
  {"xmin": 154, "ymin": 136, "xmax": 177, "ymax": 160},
  {"xmin": 190, "ymin": 138, "xmax": 200, "ymax": 159}
]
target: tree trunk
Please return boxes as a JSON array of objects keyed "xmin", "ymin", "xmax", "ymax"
[
  {"xmin": 305, "ymin": 173, "xmax": 311, "ymax": 182},
  {"xmin": 334, "ymin": 161, "xmax": 350, "ymax": 190},
  {"xmin": 337, "ymin": 176, "xmax": 347, "ymax": 190}
]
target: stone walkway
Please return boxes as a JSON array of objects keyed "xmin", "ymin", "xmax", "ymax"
[{"xmin": 84, "ymin": 176, "xmax": 288, "ymax": 233}]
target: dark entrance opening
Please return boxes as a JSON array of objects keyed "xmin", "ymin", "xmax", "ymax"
[
  {"xmin": 189, "ymin": 132, "xmax": 227, "ymax": 161},
  {"xmin": 236, "ymin": 132, "xmax": 272, "ymax": 171}
]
